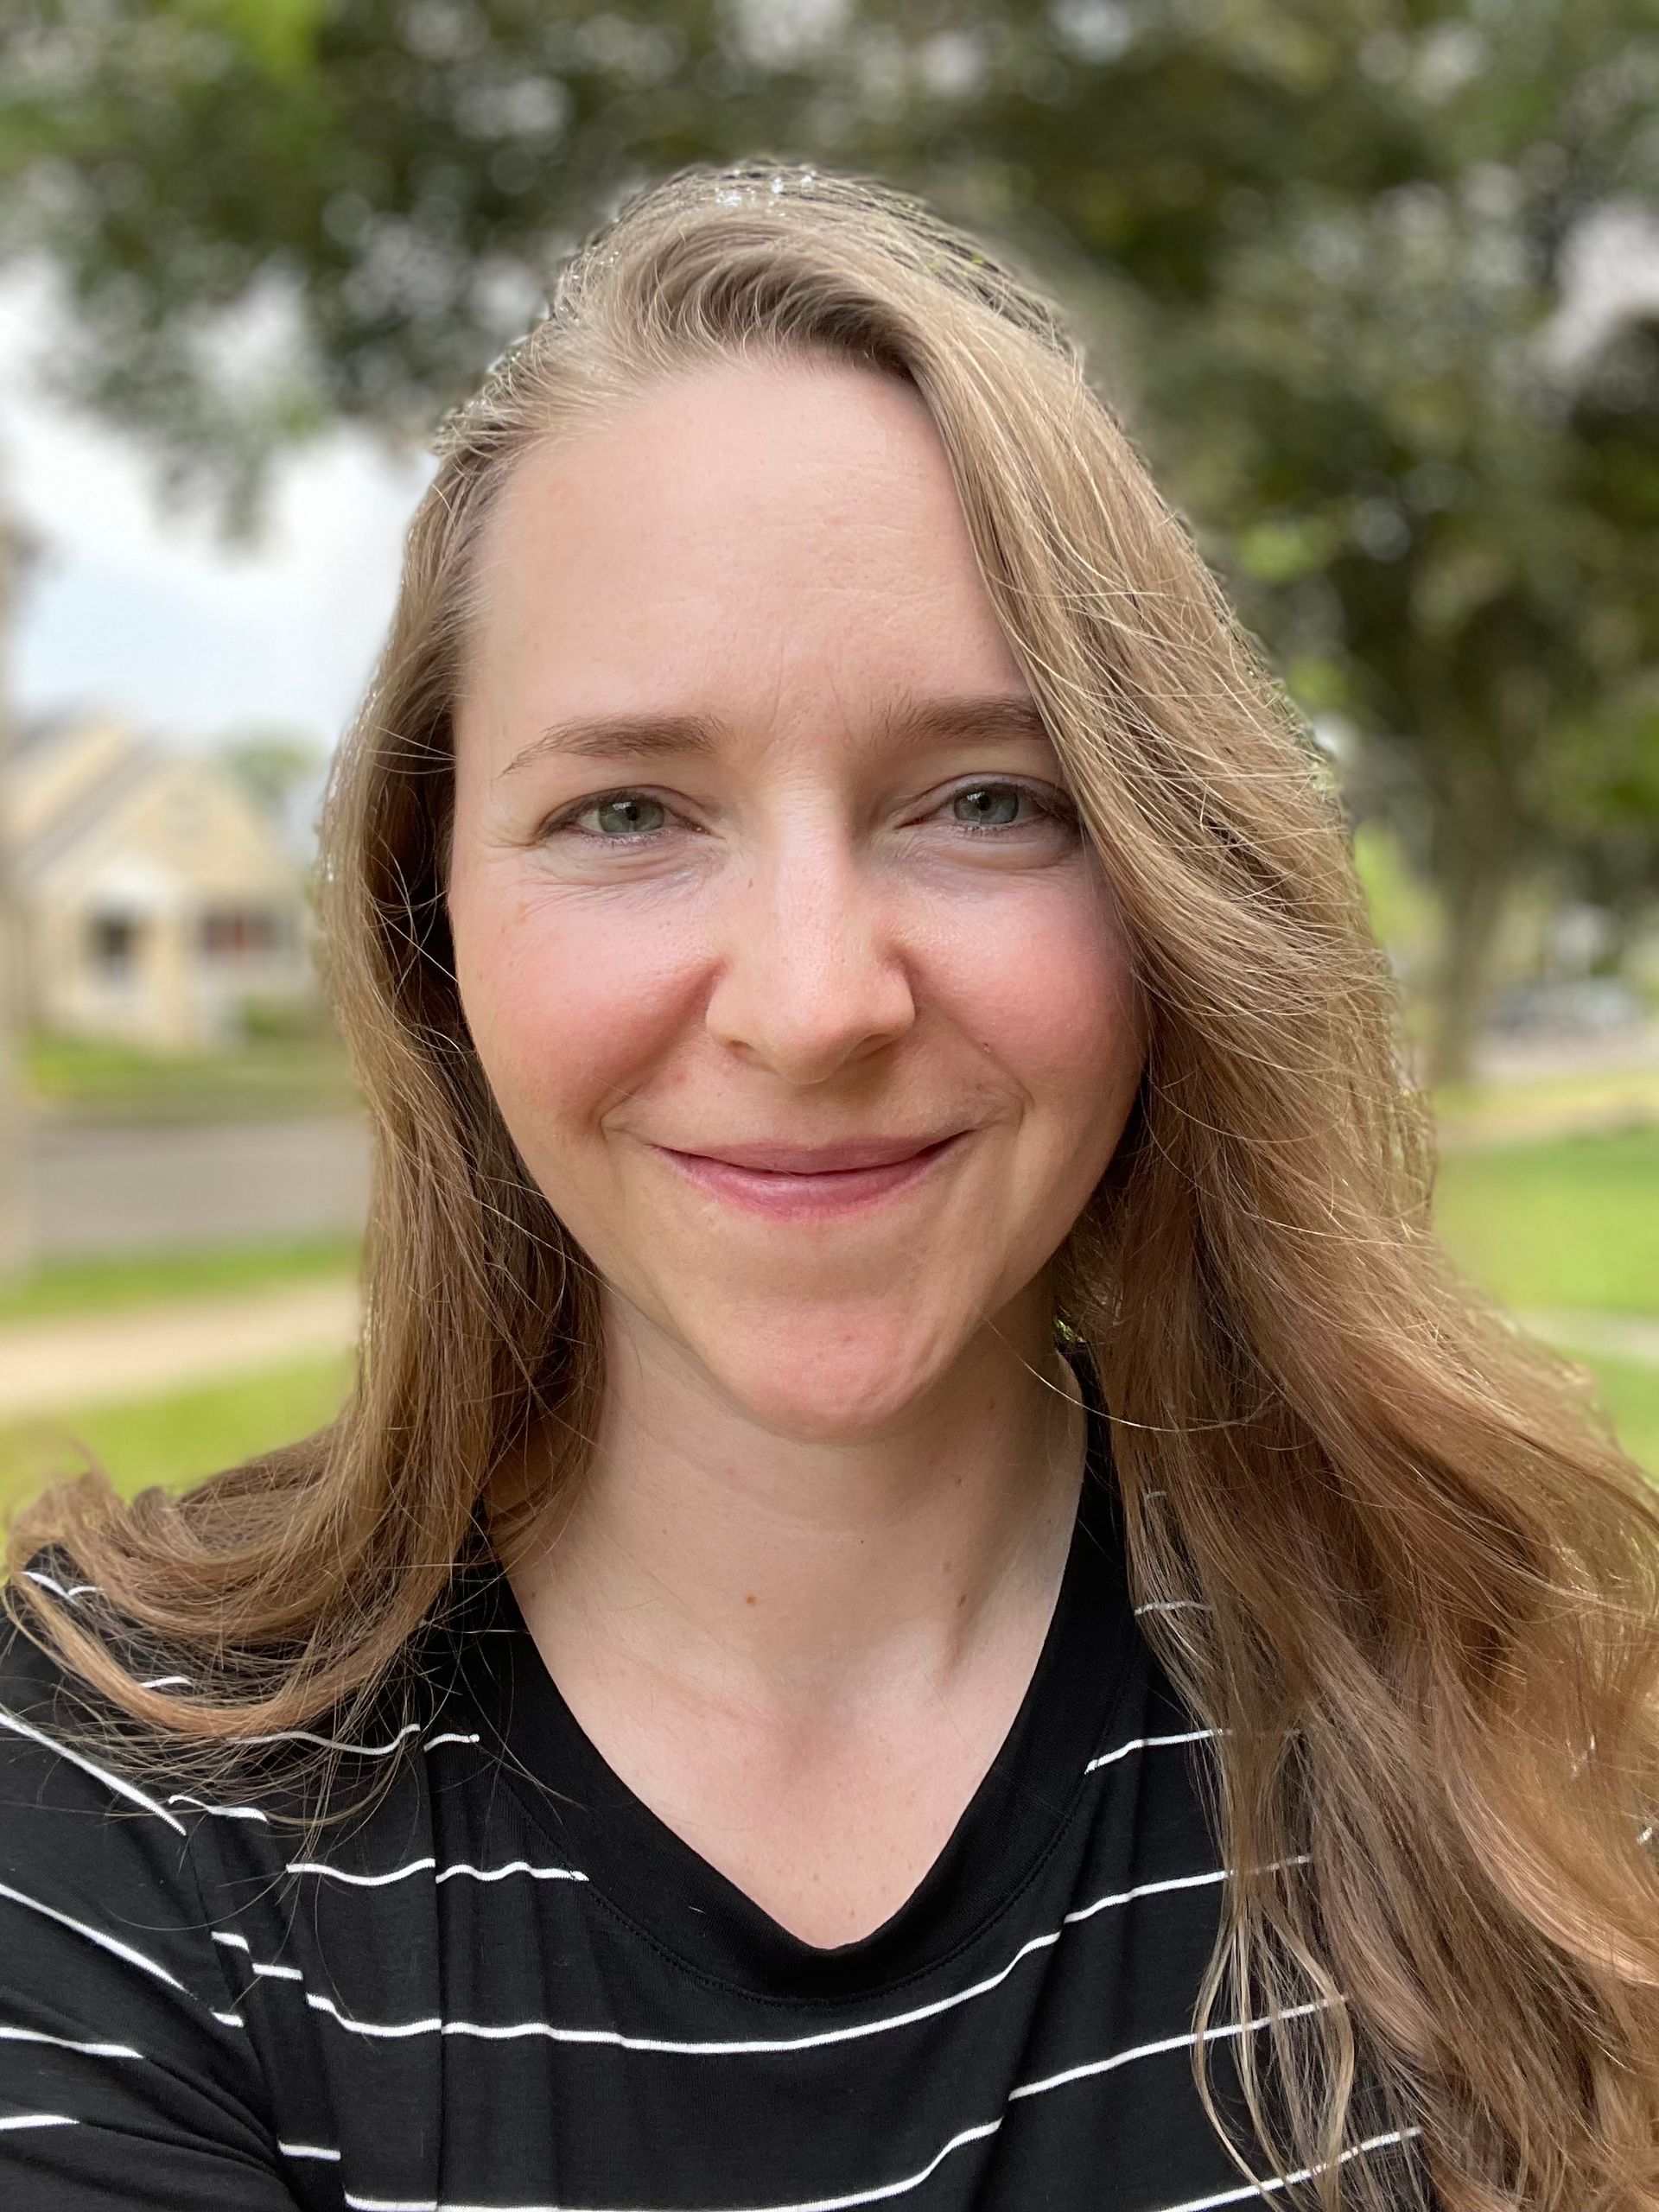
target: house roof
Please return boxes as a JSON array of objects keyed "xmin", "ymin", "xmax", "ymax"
[
  {"xmin": 13, "ymin": 709, "xmax": 86, "ymax": 760},
  {"xmin": 5, "ymin": 716, "xmax": 308, "ymax": 906},
  {"xmin": 12, "ymin": 743, "xmax": 162, "ymax": 884}
]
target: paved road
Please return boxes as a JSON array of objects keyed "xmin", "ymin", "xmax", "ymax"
[{"xmin": 27, "ymin": 1115, "xmax": 371, "ymax": 1259}]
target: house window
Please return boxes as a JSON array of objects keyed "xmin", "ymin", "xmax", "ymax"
[
  {"xmin": 199, "ymin": 906, "xmax": 285, "ymax": 959},
  {"xmin": 89, "ymin": 911, "xmax": 142, "ymax": 980}
]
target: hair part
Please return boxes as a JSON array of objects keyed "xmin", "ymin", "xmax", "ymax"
[{"xmin": 10, "ymin": 156, "xmax": 1659, "ymax": 2211}]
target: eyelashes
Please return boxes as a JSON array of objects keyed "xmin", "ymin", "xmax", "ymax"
[
  {"xmin": 944, "ymin": 782, "xmax": 1077, "ymax": 837},
  {"xmin": 540, "ymin": 779, "xmax": 1078, "ymax": 848}
]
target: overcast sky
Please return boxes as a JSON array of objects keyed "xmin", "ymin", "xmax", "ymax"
[{"xmin": 0, "ymin": 263, "xmax": 434, "ymax": 756}]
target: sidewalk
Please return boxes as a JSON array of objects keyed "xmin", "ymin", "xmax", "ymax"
[
  {"xmin": 1519, "ymin": 1311, "xmax": 1659, "ymax": 1369},
  {"xmin": 0, "ymin": 1278, "xmax": 360, "ymax": 1421}
]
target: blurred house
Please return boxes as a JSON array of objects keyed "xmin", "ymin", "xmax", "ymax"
[{"xmin": 4, "ymin": 714, "xmax": 316, "ymax": 1051}]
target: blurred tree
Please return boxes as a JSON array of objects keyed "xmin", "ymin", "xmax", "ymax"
[
  {"xmin": 1524, "ymin": 319, "xmax": 1659, "ymax": 974},
  {"xmin": 217, "ymin": 726, "xmax": 332, "ymax": 873},
  {"xmin": 218, "ymin": 726, "xmax": 327, "ymax": 818},
  {"xmin": 921, "ymin": 0, "xmax": 1659, "ymax": 1077},
  {"xmin": 1530, "ymin": 695, "xmax": 1659, "ymax": 971},
  {"xmin": 1, "ymin": 0, "xmax": 1656, "ymax": 1077}
]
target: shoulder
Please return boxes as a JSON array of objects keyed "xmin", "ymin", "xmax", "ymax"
[
  {"xmin": 0, "ymin": 1558, "xmax": 450, "ymax": 1992},
  {"xmin": 0, "ymin": 1579, "xmax": 317, "ymax": 2205},
  {"xmin": 0, "ymin": 1571, "xmax": 219, "ymax": 1902},
  {"xmin": 0, "ymin": 1579, "xmax": 259, "ymax": 2079},
  {"xmin": 0, "ymin": 1549, "xmax": 486, "ymax": 1884}
]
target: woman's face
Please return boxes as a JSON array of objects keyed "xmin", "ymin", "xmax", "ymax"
[{"xmin": 448, "ymin": 356, "xmax": 1144, "ymax": 1439}]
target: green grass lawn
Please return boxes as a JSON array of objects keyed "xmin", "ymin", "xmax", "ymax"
[
  {"xmin": 1433, "ymin": 1126, "xmax": 1659, "ymax": 1317},
  {"xmin": 25, "ymin": 1033, "xmax": 362, "ymax": 1123},
  {"xmin": 1572, "ymin": 1353, "xmax": 1659, "ymax": 1477},
  {"xmin": 1418, "ymin": 1127, "xmax": 1659, "ymax": 1471},
  {"xmin": 0, "ymin": 1351, "xmax": 355, "ymax": 1523},
  {"xmin": 0, "ymin": 1234, "xmax": 360, "ymax": 1325},
  {"xmin": 0, "ymin": 1236, "xmax": 364, "ymax": 1525}
]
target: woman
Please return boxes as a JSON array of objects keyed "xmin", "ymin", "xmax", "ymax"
[{"xmin": 3, "ymin": 159, "xmax": 1656, "ymax": 2212}]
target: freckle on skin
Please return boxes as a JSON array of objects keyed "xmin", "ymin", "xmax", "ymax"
[{"xmin": 745, "ymin": 1592, "xmax": 758, "ymax": 1606}]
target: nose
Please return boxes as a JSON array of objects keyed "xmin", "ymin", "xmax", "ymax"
[{"xmin": 702, "ymin": 825, "xmax": 917, "ymax": 1084}]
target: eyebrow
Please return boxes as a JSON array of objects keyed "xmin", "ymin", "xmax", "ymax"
[{"xmin": 498, "ymin": 692, "xmax": 1052, "ymax": 778}]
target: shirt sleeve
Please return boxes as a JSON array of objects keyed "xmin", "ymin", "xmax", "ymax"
[{"xmin": 0, "ymin": 1612, "xmax": 302, "ymax": 2211}]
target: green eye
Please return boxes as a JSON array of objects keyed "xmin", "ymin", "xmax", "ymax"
[
  {"xmin": 950, "ymin": 785, "xmax": 1026, "ymax": 829},
  {"xmin": 591, "ymin": 794, "xmax": 667, "ymax": 836}
]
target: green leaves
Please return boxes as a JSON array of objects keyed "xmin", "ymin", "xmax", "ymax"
[
  {"xmin": 163, "ymin": 0, "xmax": 328, "ymax": 82},
  {"xmin": 1, "ymin": 0, "xmax": 1655, "ymax": 1063}
]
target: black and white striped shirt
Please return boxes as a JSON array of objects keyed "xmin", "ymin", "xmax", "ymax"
[{"xmin": 0, "ymin": 1383, "xmax": 1425, "ymax": 2211}]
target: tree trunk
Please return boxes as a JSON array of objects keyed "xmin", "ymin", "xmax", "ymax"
[
  {"xmin": 0, "ymin": 499, "xmax": 33, "ymax": 1283},
  {"xmin": 1427, "ymin": 854, "xmax": 1509, "ymax": 1090}
]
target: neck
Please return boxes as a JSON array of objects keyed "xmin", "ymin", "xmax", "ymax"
[{"xmin": 505, "ymin": 1305, "xmax": 1088, "ymax": 1718}]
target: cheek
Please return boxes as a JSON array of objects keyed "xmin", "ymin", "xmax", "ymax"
[
  {"xmin": 451, "ymin": 884, "xmax": 698, "ymax": 1143},
  {"xmin": 449, "ymin": 856, "xmax": 1142, "ymax": 1172},
  {"xmin": 932, "ymin": 878, "xmax": 1142, "ymax": 1120}
]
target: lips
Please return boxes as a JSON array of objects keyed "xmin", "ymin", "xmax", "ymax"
[
  {"xmin": 658, "ymin": 1134, "xmax": 960, "ymax": 1174},
  {"xmin": 648, "ymin": 1130, "xmax": 969, "ymax": 1222}
]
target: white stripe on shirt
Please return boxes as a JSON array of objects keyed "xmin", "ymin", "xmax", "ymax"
[
  {"xmin": 321, "ymin": 2109, "xmax": 1414, "ymax": 2212},
  {"xmin": 0, "ymin": 2022, "xmax": 142, "ymax": 2059},
  {"xmin": 284, "ymin": 1855, "xmax": 588, "ymax": 1890},
  {"xmin": 0, "ymin": 1707, "xmax": 185, "ymax": 1833},
  {"xmin": 239, "ymin": 1867, "xmax": 1232, "ymax": 2056},
  {"xmin": 0, "ymin": 1878, "xmax": 188, "ymax": 1993},
  {"xmin": 1084, "ymin": 1726, "xmax": 1215, "ymax": 1775}
]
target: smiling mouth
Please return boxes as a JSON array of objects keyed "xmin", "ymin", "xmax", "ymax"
[
  {"xmin": 649, "ymin": 1131, "xmax": 969, "ymax": 1217},
  {"xmin": 662, "ymin": 1133, "xmax": 964, "ymax": 1174}
]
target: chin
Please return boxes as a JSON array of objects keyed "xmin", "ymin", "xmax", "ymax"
[{"xmin": 684, "ymin": 1304, "xmax": 969, "ymax": 1444}]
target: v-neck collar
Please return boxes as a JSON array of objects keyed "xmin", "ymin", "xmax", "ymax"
[{"xmin": 448, "ymin": 1351, "xmax": 1142, "ymax": 2005}]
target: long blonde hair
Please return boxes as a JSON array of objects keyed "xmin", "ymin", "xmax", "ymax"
[{"xmin": 9, "ymin": 158, "xmax": 1659, "ymax": 2212}]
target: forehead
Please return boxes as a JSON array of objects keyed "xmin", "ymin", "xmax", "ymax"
[{"xmin": 459, "ymin": 357, "xmax": 1028, "ymax": 752}]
